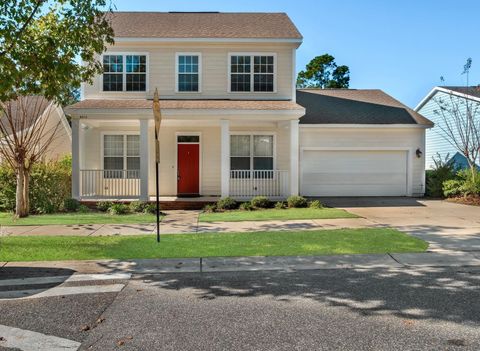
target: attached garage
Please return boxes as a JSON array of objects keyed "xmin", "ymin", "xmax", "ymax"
[
  {"xmin": 296, "ymin": 89, "xmax": 434, "ymax": 197},
  {"xmin": 301, "ymin": 149, "xmax": 409, "ymax": 196}
]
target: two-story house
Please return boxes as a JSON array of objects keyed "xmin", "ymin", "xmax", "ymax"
[{"xmin": 67, "ymin": 11, "xmax": 432, "ymax": 202}]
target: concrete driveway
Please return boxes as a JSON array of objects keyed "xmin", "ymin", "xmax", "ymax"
[{"xmin": 322, "ymin": 197, "xmax": 480, "ymax": 252}]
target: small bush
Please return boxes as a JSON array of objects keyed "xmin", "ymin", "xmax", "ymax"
[
  {"xmin": 309, "ymin": 200, "xmax": 323, "ymax": 209},
  {"xmin": 216, "ymin": 197, "xmax": 237, "ymax": 211},
  {"xmin": 274, "ymin": 201, "xmax": 286, "ymax": 209},
  {"xmin": 129, "ymin": 201, "xmax": 147, "ymax": 213},
  {"xmin": 203, "ymin": 204, "xmax": 217, "ymax": 213},
  {"xmin": 287, "ymin": 195, "xmax": 308, "ymax": 208},
  {"xmin": 443, "ymin": 179, "xmax": 464, "ymax": 198},
  {"xmin": 143, "ymin": 203, "xmax": 157, "ymax": 214},
  {"xmin": 78, "ymin": 204, "xmax": 90, "ymax": 213},
  {"xmin": 251, "ymin": 196, "xmax": 270, "ymax": 209},
  {"xmin": 239, "ymin": 202, "xmax": 254, "ymax": 211},
  {"xmin": 108, "ymin": 203, "xmax": 130, "ymax": 215},
  {"xmin": 426, "ymin": 153, "xmax": 456, "ymax": 197},
  {"xmin": 63, "ymin": 198, "xmax": 80, "ymax": 212},
  {"xmin": 97, "ymin": 201, "xmax": 113, "ymax": 212}
]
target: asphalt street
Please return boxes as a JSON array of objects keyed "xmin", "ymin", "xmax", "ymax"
[{"xmin": 0, "ymin": 266, "xmax": 479, "ymax": 350}]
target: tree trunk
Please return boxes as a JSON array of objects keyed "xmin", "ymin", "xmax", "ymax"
[
  {"xmin": 15, "ymin": 166, "xmax": 28, "ymax": 217},
  {"xmin": 23, "ymin": 170, "xmax": 30, "ymax": 215}
]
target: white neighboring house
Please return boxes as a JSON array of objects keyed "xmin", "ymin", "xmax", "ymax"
[
  {"xmin": 66, "ymin": 11, "xmax": 432, "ymax": 201},
  {"xmin": 415, "ymin": 86, "xmax": 480, "ymax": 169},
  {"xmin": 0, "ymin": 97, "xmax": 71, "ymax": 164}
]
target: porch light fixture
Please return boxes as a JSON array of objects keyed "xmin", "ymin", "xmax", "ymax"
[{"xmin": 416, "ymin": 148, "xmax": 423, "ymax": 158}]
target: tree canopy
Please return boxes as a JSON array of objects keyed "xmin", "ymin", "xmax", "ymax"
[
  {"xmin": 0, "ymin": 0, "xmax": 114, "ymax": 105},
  {"xmin": 297, "ymin": 54, "xmax": 350, "ymax": 89}
]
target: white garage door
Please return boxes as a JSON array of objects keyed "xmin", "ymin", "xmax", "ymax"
[{"xmin": 301, "ymin": 150, "xmax": 408, "ymax": 196}]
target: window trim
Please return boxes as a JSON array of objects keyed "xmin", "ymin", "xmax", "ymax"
[
  {"xmin": 175, "ymin": 52, "xmax": 202, "ymax": 93},
  {"xmin": 101, "ymin": 52, "xmax": 149, "ymax": 93},
  {"xmin": 227, "ymin": 52, "xmax": 277, "ymax": 94},
  {"xmin": 229, "ymin": 132, "xmax": 277, "ymax": 171},
  {"xmin": 101, "ymin": 131, "xmax": 141, "ymax": 178}
]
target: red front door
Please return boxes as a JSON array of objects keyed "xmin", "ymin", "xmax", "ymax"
[{"xmin": 177, "ymin": 143, "xmax": 200, "ymax": 196}]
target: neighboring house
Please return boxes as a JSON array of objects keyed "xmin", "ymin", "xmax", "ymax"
[
  {"xmin": 0, "ymin": 96, "xmax": 71, "ymax": 164},
  {"xmin": 415, "ymin": 86, "xmax": 480, "ymax": 169},
  {"xmin": 67, "ymin": 11, "xmax": 432, "ymax": 201}
]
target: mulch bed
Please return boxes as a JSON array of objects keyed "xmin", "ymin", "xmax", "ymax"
[{"xmin": 446, "ymin": 195, "xmax": 480, "ymax": 206}]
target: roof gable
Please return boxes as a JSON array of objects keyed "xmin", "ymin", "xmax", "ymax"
[{"xmin": 107, "ymin": 12, "xmax": 302, "ymax": 40}]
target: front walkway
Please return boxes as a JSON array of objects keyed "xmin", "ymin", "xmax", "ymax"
[{"xmin": 1, "ymin": 210, "xmax": 374, "ymax": 236}]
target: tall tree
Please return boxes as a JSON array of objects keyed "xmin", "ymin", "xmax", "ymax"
[
  {"xmin": 297, "ymin": 54, "xmax": 350, "ymax": 89},
  {"xmin": 434, "ymin": 58, "xmax": 480, "ymax": 183},
  {"xmin": 0, "ymin": 0, "xmax": 114, "ymax": 217}
]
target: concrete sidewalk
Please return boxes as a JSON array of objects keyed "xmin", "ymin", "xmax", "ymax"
[
  {"xmin": 1, "ymin": 211, "xmax": 374, "ymax": 236},
  {"xmin": 2, "ymin": 250, "xmax": 480, "ymax": 275}
]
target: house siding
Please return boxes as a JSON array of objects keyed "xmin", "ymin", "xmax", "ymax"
[{"xmin": 83, "ymin": 42, "xmax": 296, "ymax": 101}]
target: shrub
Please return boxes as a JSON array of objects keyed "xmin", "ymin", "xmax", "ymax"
[
  {"xmin": 443, "ymin": 179, "xmax": 464, "ymax": 198},
  {"xmin": 203, "ymin": 204, "xmax": 217, "ymax": 213},
  {"xmin": 0, "ymin": 165, "xmax": 16, "ymax": 212},
  {"xmin": 78, "ymin": 204, "xmax": 90, "ymax": 213},
  {"xmin": 143, "ymin": 203, "xmax": 158, "ymax": 214},
  {"xmin": 239, "ymin": 202, "xmax": 254, "ymax": 211},
  {"xmin": 274, "ymin": 201, "xmax": 286, "ymax": 209},
  {"xmin": 287, "ymin": 195, "xmax": 308, "ymax": 208},
  {"xmin": 129, "ymin": 201, "xmax": 147, "ymax": 213},
  {"xmin": 425, "ymin": 153, "xmax": 456, "ymax": 197},
  {"xmin": 309, "ymin": 200, "xmax": 323, "ymax": 209},
  {"xmin": 63, "ymin": 198, "xmax": 80, "ymax": 212},
  {"xmin": 216, "ymin": 197, "xmax": 237, "ymax": 211},
  {"xmin": 108, "ymin": 203, "xmax": 130, "ymax": 215},
  {"xmin": 97, "ymin": 201, "xmax": 113, "ymax": 212},
  {"xmin": 251, "ymin": 196, "xmax": 270, "ymax": 209}
]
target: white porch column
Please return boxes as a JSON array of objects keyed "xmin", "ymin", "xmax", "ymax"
[
  {"xmin": 139, "ymin": 119, "xmax": 149, "ymax": 201},
  {"xmin": 290, "ymin": 119, "xmax": 300, "ymax": 196},
  {"xmin": 71, "ymin": 118, "xmax": 80, "ymax": 200},
  {"xmin": 220, "ymin": 119, "xmax": 230, "ymax": 198}
]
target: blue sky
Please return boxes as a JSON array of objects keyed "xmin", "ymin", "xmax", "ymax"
[{"xmin": 112, "ymin": 0, "xmax": 479, "ymax": 108}]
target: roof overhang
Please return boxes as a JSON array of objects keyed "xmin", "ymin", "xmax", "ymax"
[
  {"xmin": 114, "ymin": 37, "xmax": 303, "ymax": 44},
  {"xmin": 300, "ymin": 123, "xmax": 431, "ymax": 129},
  {"xmin": 415, "ymin": 86, "xmax": 480, "ymax": 111}
]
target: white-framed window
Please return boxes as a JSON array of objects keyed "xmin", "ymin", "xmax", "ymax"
[
  {"xmin": 103, "ymin": 53, "xmax": 148, "ymax": 92},
  {"xmin": 229, "ymin": 53, "xmax": 276, "ymax": 93},
  {"xmin": 176, "ymin": 53, "xmax": 201, "ymax": 92},
  {"xmin": 103, "ymin": 134, "xmax": 140, "ymax": 178},
  {"xmin": 230, "ymin": 134, "xmax": 274, "ymax": 172}
]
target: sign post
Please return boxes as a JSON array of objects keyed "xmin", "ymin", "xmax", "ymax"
[{"xmin": 153, "ymin": 88, "xmax": 162, "ymax": 243}]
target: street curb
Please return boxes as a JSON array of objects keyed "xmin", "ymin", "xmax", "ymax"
[{"xmin": 2, "ymin": 251, "xmax": 480, "ymax": 275}]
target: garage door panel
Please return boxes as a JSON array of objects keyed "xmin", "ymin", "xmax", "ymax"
[{"xmin": 301, "ymin": 150, "xmax": 408, "ymax": 197}]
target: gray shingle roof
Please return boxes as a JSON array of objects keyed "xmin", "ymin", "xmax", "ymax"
[
  {"xmin": 297, "ymin": 89, "xmax": 433, "ymax": 126},
  {"xmin": 107, "ymin": 12, "xmax": 302, "ymax": 40}
]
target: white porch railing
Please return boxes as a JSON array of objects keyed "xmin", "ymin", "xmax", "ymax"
[
  {"xmin": 229, "ymin": 170, "xmax": 289, "ymax": 199},
  {"xmin": 80, "ymin": 169, "xmax": 140, "ymax": 199}
]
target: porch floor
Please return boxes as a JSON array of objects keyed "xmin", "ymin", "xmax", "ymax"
[{"xmin": 80, "ymin": 196, "xmax": 219, "ymax": 210}]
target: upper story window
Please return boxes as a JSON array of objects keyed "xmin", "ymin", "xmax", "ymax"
[
  {"xmin": 230, "ymin": 54, "xmax": 275, "ymax": 93},
  {"xmin": 103, "ymin": 54, "xmax": 147, "ymax": 92},
  {"xmin": 176, "ymin": 53, "xmax": 201, "ymax": 92}
]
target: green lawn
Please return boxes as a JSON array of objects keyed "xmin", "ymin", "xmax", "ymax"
[
  {"xmin": 0, "ymin": 212, "xmax": 161, "ymax": 226},
  {"xmin": 199, "ymin": 207, "xmax": 358, "ymax": 222},
  {"xmin": 0, "ymin": 228, "xmax": 428, "ymax": 262}
]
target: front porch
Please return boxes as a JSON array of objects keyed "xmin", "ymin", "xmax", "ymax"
[
  {"xmin": 69, "ymin": 99, "xmax": 304, "ymax": 202},
  {"xmin": 72, "ymin": 118, "xmax": 299, "ymax": 201}
]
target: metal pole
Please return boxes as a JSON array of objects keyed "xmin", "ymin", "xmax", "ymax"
[{"xmin": 156, "ymin": 161, "xmax": 160, "ymax": 243}]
